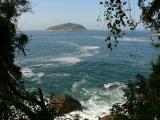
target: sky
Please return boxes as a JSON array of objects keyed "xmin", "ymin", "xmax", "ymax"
[
  {"xmin": 18, "ymin": 0, "xmax": 142, "ymax": 31},
  {"xmin": 18, "ymin": 0, "xmax": 103, "ymax": 30}
]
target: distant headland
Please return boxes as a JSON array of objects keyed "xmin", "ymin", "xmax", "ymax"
[{"xmin": 46, "ymin": 23, "xmax": 87, "ymax": 32}]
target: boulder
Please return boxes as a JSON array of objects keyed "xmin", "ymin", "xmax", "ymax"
[
  {"xmin": 48, "ymin": 95, "xmax": 82, "ymax": 115},
  {"xmin": 99, "ymin": 115, "xmax": 114, "ymax": 120}
]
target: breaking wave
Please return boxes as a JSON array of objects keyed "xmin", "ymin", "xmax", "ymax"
[
  {"xmin": 64, "ymin": 82, "xmax": 126, "ymax": 120},
  {"xmin": 17, "ymin": 44, "xmax": 100, "ymax": 67},
  {"xmin": 72, "ymin": 79, "xmax": 86, "ymax": 93},
  {"xmin": 21, "ymin": 67, "xmax": 34, "ymax": 78},
  {"xmin": 119, "ymin": 37, "xmax": 149, "ymax": 42},
  {"xmin": 21, "ymin": 67, "xmax": 44, "ymax": 81},
  {"xmin": 52, "ymin": 56, "xmax": 81, "ymax": 64},
  {"xmin": 104, "ymin": 82, "xmax": 126, "ymax": 91}
]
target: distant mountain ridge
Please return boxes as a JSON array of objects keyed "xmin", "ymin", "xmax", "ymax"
[{"xmin": 46, "ymin": 23, "xmax": 87, "ymax": 32}]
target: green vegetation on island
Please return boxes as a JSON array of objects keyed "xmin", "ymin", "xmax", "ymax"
[{"xmin": 46, "ymin": 23, "xmax": 87, "ymax": 32}]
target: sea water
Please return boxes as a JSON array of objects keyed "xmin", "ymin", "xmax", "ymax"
[{"xmin": 15, "ymin": 30, "xmax": 160, "ymax": 119}]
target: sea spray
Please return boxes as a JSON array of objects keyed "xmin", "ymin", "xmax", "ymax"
[{"xmin": 62, "ymin": 82, "xmax": 126, "ymax": 120}]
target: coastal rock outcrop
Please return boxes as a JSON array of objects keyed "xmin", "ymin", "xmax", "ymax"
[
  {"xmin": 46, "ymin": 23, "xmax": 87, "ymax": 32},
  {"xmin": 99, "ymin": 115, "xmax": 114, "ymax": 120},
  {"xmin": 48, "ymin": 95, "xmax": 82, "ymax": 115}
]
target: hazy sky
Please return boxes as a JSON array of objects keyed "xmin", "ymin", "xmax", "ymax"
[
  {"xmin": 18, "ymin": 0, "xmax": 102, "ymax": 30},
  {"xmin": 18, "ymin": 0, "xmax": 142, "ymax": 30}
]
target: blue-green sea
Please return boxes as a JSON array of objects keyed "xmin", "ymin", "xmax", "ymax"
[{"xmin": 15, "ymin": 30, "xmax": 160, "ymax": 119}]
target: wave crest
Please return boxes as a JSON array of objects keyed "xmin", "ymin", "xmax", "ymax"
[{"xmin": 52, "ymin": 57, "xmax": 81, "ymax": 64}]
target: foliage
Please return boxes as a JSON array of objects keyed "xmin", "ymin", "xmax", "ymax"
[
  {"xmin": 0, "ymin": 0, "xmax": 55, "ymax": 119},
  {"xmin": 1, "ymin": 0, "xmax": 160, "ymax": 120},
  {"xmin": 99, "ymin": 0, "xmax": 137, "ymax": 49},
  {"xmin": 110, "ymin": 58, "xmax": 160, "ymax": 120},
  {"xmin": 99, "ymin": 1, "xmax": 160, "ymax": 119},
  {"xmin": 99, "ymin": 0, "xmax": 160, "ymax": 49}
]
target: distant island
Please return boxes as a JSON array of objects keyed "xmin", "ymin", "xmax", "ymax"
[{"xmin": 46, "ymin": 23, "xmax": 87, "ymax": 32}]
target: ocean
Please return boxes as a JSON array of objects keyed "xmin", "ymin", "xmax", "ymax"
[{"xmin": 15, "ymin": 30, "xmax": 160, "ymax": 119}]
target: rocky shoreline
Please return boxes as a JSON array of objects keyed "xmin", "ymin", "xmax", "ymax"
[{"xmin": 48, "ymin": 95, "xmax": 82, "ymax": 115}]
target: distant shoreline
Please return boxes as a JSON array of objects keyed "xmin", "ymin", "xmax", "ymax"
[
  {"xmin": 46, "ymin": 29, "xmax": 87, "ymax": 32},
  {"xmin": 20, "ymin": 30, "xmax": 150, "ymax": 33}
]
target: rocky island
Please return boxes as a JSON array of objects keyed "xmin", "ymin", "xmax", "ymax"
[{"xmin": 46, "ymin": 23, "xmax": 87, "ymax": 32}]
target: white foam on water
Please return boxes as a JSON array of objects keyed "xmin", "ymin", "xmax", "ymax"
[
  {"xmin": 18, "ymin": 56, "xmax": 81, "ymax": 67},
  {"xmin": 14, "ymin": 60, "xmax": 26, "ymax": 66},
  {"xmin": 37, "ymin": 45, "xmax": 100, "ymax": 65},
  {"xmin": 72, "ymin": 79, "xmax": 86, "ymax": 93},
  {"xmin": 94, "ymin": 51, "xmax": 99, "ymax": 54},
  {"xmin": 37, "ymin": 72, "xmax": 44, "ymax": 78},
  {"xmin": 21, "ymin": 67, "xmax": 34, "ymax": 78},
  {"xmin": 21, "ymin": 67, "xmax": 44, "ymax": 83},
  {"xmin": 78, "ymin": 46, "xmax": 100, "ymax": 58},
  {"xmin": 52, "ymin": 57, "xmax": 81, "ymax": 64},
  {"xmin": 64, "ymin": 82, "xmax": 126, "ymax": 120},
  {"xmin": 104, "ymin": 82, "xmax": 126, "ymax": 91},
  {"xmin": 120, "ymin": 37, "xmax": 149, "ymax": 42},
  {"xmin": 27, "ymin": 63, "xmax": 61, "ymax": 68},
  {"xmin": 17, "ymin": 42, "xmax": 100, "ymax": 67},
  {"xmin": 79, "ymin": 53, "xmax": 93, "ymax": 57},
  {"xmin": 51, "ymin": 73, "xmax": 71, "ymax": 77},
  {"xmin": 59, "ymin": 41, "xmax": 79, "ymax": 47},
  {"xmin": 80, "ymin": 46, "xmax": 100, "ymax": 51},
  {"xmin": 27, "ymin": 64, "xmax": 45, "ymax": 68}
]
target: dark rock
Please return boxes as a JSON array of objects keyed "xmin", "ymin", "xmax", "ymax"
[
  {"xmin": 48, "ymin": 95, "xmax": 82, "ymax": 115},
  {"xmin": 99, "ymin": 115, "xmax": 114, "ymax": 120}
]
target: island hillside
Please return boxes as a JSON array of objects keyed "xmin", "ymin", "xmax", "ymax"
[{"xmin": 46, "ymin": 23, "xmax": 87, "ymax": 32}]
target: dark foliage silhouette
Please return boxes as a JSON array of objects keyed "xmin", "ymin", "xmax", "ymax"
[
  {"xmin": 0, "ymin": 1, "xmax": 55, "ymax": 119},
  {"xmin": 99, "ymin": 0, "xmax": 160, "ymax": 120},
  {"xmin": 99, "ymin": 0, "xmax": 160, "ymax": 49}
]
